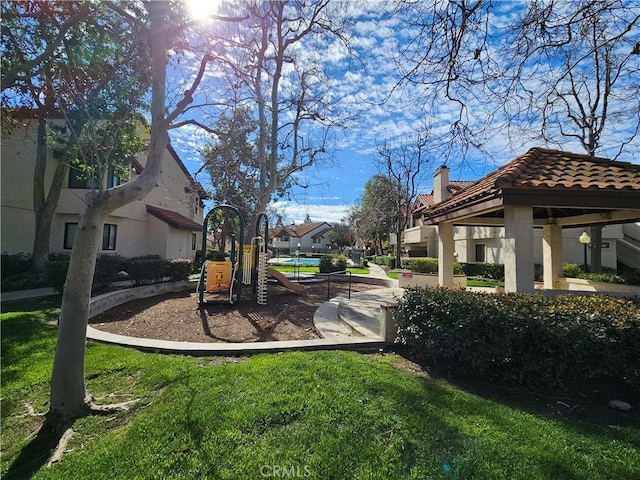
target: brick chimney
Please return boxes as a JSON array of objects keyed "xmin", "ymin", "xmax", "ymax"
[{"xmin": 433, "ymin": 165, "xmax": 450, "ymax": 203}]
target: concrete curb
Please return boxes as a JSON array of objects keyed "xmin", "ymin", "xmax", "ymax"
[{"xmin": 87, "ymin": 326, "xmax": 384, "ymax": 355}]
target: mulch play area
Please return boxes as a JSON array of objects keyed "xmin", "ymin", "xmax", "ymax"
[{"xmin": 90, "ymin": 281, "xmax": 383, "ymax": 343}]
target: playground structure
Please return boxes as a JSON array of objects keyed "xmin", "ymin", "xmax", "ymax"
[{"xmin": 197, "ymin": 205, "xmax": 304, "ymax": 306}]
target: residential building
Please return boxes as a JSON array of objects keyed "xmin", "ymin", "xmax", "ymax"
[
  {"xmin": 1, "ymin": 116, "xmax": 206, "ymax": 260},
  {"xmin": 270, "ymin": 222, "xmax": 332, "ymax": 255},
  {"xmin": 402, "ymin": 149, "xmax": 640, "ymax": 273}
]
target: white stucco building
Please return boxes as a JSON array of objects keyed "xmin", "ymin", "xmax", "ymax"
[{"xmin": 1, "ymin": 115, "xmax": 206, "ymax": 260}]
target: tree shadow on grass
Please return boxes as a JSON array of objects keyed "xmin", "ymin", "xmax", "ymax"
[
  {"xmin": 388, "ymin": 346, "xmax": 640, "ymax": 448},
  {"xmin": 3, "ymin": 421, "xmax": 63, "ymax": 480}
]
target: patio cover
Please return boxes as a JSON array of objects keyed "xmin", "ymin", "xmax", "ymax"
[{"xmin": 422, "ymin": 148, "xmax": 640, "ymax": 292}]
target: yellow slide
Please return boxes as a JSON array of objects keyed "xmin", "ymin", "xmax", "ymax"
[{"xmin": 267, "ymin": 268, "xmax": 306, "ymax": 293}]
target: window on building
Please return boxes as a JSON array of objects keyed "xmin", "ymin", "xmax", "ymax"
[
  {"xmin": 192, "ymin": 233, "xmax": 197, "ymax": 250},
  {"xmin": 475, "ymin": 243, "xmax": 486, "ymax": 263},
  {"xmin": 64, "ymin": 223, "xmax": 78, "ymax": 249},
  {"xmin": 102, "ymin": 224, "xmax": 117, "ymax": 250},
  {"xmin": 106, "ymin": 166, "xmax": 120, "ymax": 188},
  {"xmin": 68, "ymin": 168, "xmax": 89, "ymax": 188}
]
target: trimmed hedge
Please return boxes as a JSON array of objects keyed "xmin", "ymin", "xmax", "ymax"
[
  {"xmin": 373, "ymin": 255, "xmax": 396, "ymax": 269},
  {"xmin": 45, "ymin": 254, "xmax": 192, "ymax": 293},
  {"xmin": 563, "ymin": 262, "xmax": 640, "ymax": 286},
  {"xmin": 461, "ymin": 262, "xmax": 504, "ymax": 280},
  {"xmin": 394, "ymin": 287, "xmax": 640, "ymax": 388},
  {"xmin": 1, "ymin": 253, "xmax": 33, "ymax": 280},
  {"xmin": 319, "ymin": 255, "xmax": 347, "ymax": 273},
  {"xmin": 400, "ymin": 257, "xmax": 464, "ymax": 275}
]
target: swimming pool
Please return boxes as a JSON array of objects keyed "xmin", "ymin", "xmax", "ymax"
[{"xmin": 281, "ymin": 258, "xmax": 320, "ymax": 266}]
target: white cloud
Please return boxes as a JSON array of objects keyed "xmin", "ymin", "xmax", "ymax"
[{"xmin": 271, "ymin": 201, "xmax": 353, "ymax": 225}]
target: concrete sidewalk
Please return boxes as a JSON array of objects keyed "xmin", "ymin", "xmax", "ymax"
[{"xmin": 1, "ymin": 287, "xmax": 58, "ymax": 303}]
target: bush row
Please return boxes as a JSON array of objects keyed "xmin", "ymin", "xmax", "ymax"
[
  {"xmin": 394, "ymin": 287, "xmax": 640, "ymax": 389},
  {"xmin": 1, "ymin": 253, "xmax": 33, "ymax": 280},
  {"xmin": 563, "ymin": 263, "xmax": 640, "ymax": 286},
  {"xmin": 371, "ymin": 255, "xmax": 396, "ymax": 269},
  {"xmin": 46, "ymin": 254, "xmax": 192, "ymax": 294},
  {"xmin": 319, "ymin": 255, "xmax": 347, "ymax": 273},
  {"xmin": 399, "ymin": 257, "xmax": 466, "ymax": 275}
]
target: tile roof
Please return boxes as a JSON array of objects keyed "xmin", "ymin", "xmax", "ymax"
[
  {"xmin": 414, "ymin": 181, "xmax": 476, "ymax": 210},
  {"xmin": 424, "ymin": 148, "xmax": 640, "ymax": 222},
  {"xmin": 146, "ymin": 205, "xmax": 202, "ymax": 231},
  {"xmin": 271, "ymin": 222, "xmax": 331, "ymax": 239}
]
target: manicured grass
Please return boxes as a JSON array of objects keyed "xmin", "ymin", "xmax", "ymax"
[
  {"xmin": 2, "ymin": 307, "xmax": 639, "ymax": 479},
  {"xmin": 270, "ymin": 265, "xmax": 370, "ymax": 275},
  {"xmin": 386, "ymin": 270, "xmax": 505, "ymax": 288},
  {"xmin": 466, "ymin": 279, "xmax": 504, "ymax": 288}
]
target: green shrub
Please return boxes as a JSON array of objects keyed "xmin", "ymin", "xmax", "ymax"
[
  {"xmin": 319, "ymin": 255, "xmax": 347, "ymax": 273},
  {"xmin": 394, "ymin": 288, "xmax": 640, "ymax": 388},
  {"xmin": 618, "ymin": 263, "xmax": 640, "ymax": 286},
  {"xmin": 1, "ymin": 253, "xmax": 33, "ymax": 280},
  {"xmin": 45, "ymin": 259, "xmax": 70, "ymax": 293},
  {"xmin": 400, "ymin": 257, "xmax": 464, "ymax": 275},
  {"xmin": 93, "ymin": 255, "xmax": 126, "ymax": 293},
  {"xmin": 166, "ymin": 258, "xmax": 192, "ymax": 281},
  {"xmin": 564, "ymin": 262, "xmax": 638, "ymax": 285},
  {"xmin": 45, "ymin": 254, "xmax": 124, "ymax": 294},
  {"xmin": 373, "ymin": 255, "xmax": 396, "ymax": 269},
  {"xmin": 401, "ymin": 257, "xmax": 438, "ymax": 273},
  {"xmin": 563, "ymin": 263, "xmax": 584, "ymax": 278},
  {"xmin": 461, "ymin": 262, "xmax": 504, "ymax": 280},
  {"xmin": 1, "ymin": 253, "xmax": 47, "ymax": 292},
  {"xmin": 127, "ymin": 256, "xmax": 167, "ymax": 285}
]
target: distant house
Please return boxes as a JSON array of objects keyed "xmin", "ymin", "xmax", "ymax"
[
  {"xmin": 271, "ymin": 222, "xmax": 332, "ymax": 254},
  {"xmin": 1, "ymin": 115, "xmax": 206, "ymax": 260},
  {"xmin": 401, "ymin": 149, "xmax": 640, "ymax": 273}
]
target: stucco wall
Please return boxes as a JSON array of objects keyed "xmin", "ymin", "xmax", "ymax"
[{"xmin": 1, "ymin": 119, "xmax": 203, "ymax": 259}]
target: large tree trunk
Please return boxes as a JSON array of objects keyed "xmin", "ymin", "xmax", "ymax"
[
  {"xmin": 49, "ymin": 205, "xmax": 106, "ymax": 420},
  {"xmin": 32, "ymin": 140, "xmax": 68, "ymax": 272},
  {"xmin": 48, "ymin": 1, "xmax": 170, "ymax": 424}
]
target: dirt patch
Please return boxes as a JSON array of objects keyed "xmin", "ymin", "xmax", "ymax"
[{"xmin": 90, "ymin": 281, "xmax": 383, "ymax": 343}]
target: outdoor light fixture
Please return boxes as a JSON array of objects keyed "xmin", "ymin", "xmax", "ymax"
[{"xmin": 579, "ymin": 231, "xmax": 591, "ymax": 273}]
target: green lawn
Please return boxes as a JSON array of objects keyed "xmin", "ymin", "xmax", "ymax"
[
  {"xmin": 270, "ymin": 265, "xmax": 370, "ymax": 275},
  {"xmin": 386, "ymin": 270, "xmax": 504, "ymax": 288},
  {"xmin": 2, "ymin": 305, "xmax": 639, "ymax": 479}
]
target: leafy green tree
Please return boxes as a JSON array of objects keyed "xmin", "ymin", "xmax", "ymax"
[
  {"xmin": 1, "ymin": 1, "xmax": 150, "ymax": 271},
  {"xmin": 42, "ymin": 1, "xmax": 246, "ymax": 433},
  {"xmin": 329, "ymin": 222, "xmax": 356, "ymax": 254},
  {"xmin": 351, "ymin": 175, "xmax": 397, "ymax": 255},
  {"xmin": 199, "ymin": 107, "xmax": 258, "ymax": 230}
]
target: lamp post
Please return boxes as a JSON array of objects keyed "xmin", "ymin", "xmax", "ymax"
[
  {"xmin": 579, "ymin": 231, "xmax": 591, "ymax": 273},
  {"xmin": 296, "ymin": 242, "xmax": 301, "ymax": 282}
]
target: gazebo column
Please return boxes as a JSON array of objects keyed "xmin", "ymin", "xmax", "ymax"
[
  {"xmin": 437, "ymin": 222, "xmax": 454, "ymax": 288},
  {"xmin": 504, "ymin": 205, "xmax": 534, "ymax": 293},
  {"xmin": 542, "ymin": 223, "xmax": 563, "ymax": 289}
]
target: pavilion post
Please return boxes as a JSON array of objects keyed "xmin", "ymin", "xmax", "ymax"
[
  {"xmin": 542, "ymin": 223, "xmax": 563, "ymax": 289},
  {"xmin": 437, "ymin": 222, "xmax": 454, "ymax": 288},
  {"xmin": 504, "ymin": 205, "xmax": 535, "ymax": 293}
]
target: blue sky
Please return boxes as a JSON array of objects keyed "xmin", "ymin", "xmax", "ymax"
[{"xmin": 169, "ymin": 0, "xmax": 640, "ymax": 225}]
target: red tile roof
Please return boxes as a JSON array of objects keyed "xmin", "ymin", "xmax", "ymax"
[
  {"xmin": 414, "ymin": 181, "xmax": 476, "ymax": 211},
  {"xmin": 146, "ymin": 205, "xmax": 202, "ymax": 231},
  {"xmin": 423, "ymin": 148, "xmax": 640, "ymax": 223}
]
